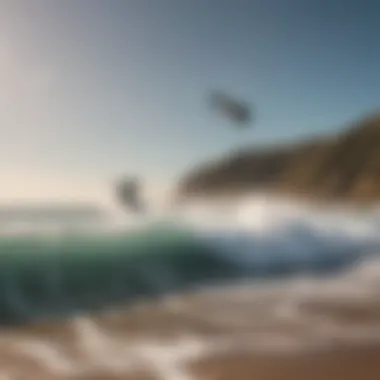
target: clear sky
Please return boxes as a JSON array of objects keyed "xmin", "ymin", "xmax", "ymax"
[{"xmin": 1, "ymin": 0, "xmax": 380, "ymax": 202}]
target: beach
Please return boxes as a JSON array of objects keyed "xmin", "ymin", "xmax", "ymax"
[{"xmin": 1, "ymin": 267, "xmax": 380, "ymax": 380}]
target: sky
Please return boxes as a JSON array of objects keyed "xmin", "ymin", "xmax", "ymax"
[{"xmin": 0, "ymin": 0, "xmax": 380, "ymax": 203}]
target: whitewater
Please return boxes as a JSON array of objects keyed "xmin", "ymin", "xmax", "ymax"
[{"xmin": 0, "ymin": 193, "xmax": 380, "ymax": 379}]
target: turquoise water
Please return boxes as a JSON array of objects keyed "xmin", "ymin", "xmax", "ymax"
[
  {"xmin": 0, "ymin": 225, "xmax": 242, "ymax": 325},
  {"xmin": 0, "ymin": 204, "xmax": 378, "ymax": 327}
]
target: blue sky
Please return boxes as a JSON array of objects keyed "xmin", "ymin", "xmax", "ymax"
[{"xmin": 1, "ymin": 0, "xmax": 380, "ymax": 201}]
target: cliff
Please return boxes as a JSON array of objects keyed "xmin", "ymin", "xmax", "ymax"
[{"xmin": 176, "ymin": 113, "xmax": 380, "ymax": 203}]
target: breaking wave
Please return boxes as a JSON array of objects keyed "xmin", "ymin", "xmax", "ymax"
[
  {"xmin": 0, "ymin": 194, "xmax": 379, "ymax": 325},
  {"xmin": 1, "ymin": 195, "xmax": 380, "ymax": 379}
]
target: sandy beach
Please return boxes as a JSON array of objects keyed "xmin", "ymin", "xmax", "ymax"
[{"xmin": 0, "ymin": 274, "xmax": 379, "ymax": 380}]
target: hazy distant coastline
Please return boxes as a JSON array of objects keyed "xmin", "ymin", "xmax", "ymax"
[{"xmin": 0, "ymin": 203, "xmax": 106, "ymax": 224}]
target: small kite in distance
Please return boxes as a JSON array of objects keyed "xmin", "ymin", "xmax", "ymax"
[
  {"xmin": 115, "ymin": 176, "xmax": 145, "ymax": 213},
  {"xmin": 209, "ymin": 91, "xmax": 253, "ymax": 128}
]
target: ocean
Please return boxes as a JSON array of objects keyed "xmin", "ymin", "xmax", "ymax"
[{"xmin": 0, "ymin": 194, "xmax": 380, "ymax": 379}]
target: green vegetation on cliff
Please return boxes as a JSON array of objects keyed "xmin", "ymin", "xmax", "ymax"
[{"xmin": 177, "ymin": 113, "xmax": 380, "ymax": 203}]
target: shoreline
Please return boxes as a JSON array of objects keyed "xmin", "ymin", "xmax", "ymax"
[{"xmin": 0, "ymin": 268, "xmax": 379, "ymax": 379}]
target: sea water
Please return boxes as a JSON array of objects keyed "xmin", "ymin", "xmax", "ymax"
[
  {"xmin": 0, "ymin": 194, "xmax": 380, "ymax": 378},
  {"xmin": 0, "ymin": 195, "xmax": 378, "ymax": 325}
]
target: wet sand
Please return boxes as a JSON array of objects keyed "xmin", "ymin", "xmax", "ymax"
[
  {"xmin": 0, "ymin": 279, "xmax": 380, "ymax": 380},
  {"xmin": 192, "ymin": 344, "xmax": 380, "ymax": 380}
]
